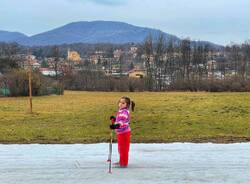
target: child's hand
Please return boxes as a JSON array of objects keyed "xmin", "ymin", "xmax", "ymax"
[{"xmin": 110, "ymin": 124, "xmax": 120, "ymax": 130}]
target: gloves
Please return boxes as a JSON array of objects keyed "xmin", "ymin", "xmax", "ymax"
[
  {"xmin": 110, "ymin": 124, "xmax": 120, "ymax": 130},
  {"xmin": 109, "ymin": 116, "xmax": 118, "ymax": 129},
  {"xmin": 110, "ymin": 116, "xmax": 116, "ymax": 123}
]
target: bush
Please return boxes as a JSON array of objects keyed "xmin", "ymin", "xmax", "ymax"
[
  {"xmin": 63, "ymin": 70, "xmax": 147, "ymax": 92},
  {"xmin": 169, "ymin": 78, "xmax": 250, "ymax": 92},
  {"xmin": 4, "ymin": 69, "xmax": 64, "ymax": 96}
]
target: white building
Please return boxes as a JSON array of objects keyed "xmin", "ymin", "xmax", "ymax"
[{"xmin": 39, "ymin": 68, "xmax": 57, "ymax": 76}]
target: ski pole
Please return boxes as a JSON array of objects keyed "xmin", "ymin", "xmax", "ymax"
[
  {"xmin": 108, "ymin": 128, "xmax": 113, "ymax": 173},
  {"xmin": 107, "ymin": 116, "xmax": 115, "ymax": 173}
]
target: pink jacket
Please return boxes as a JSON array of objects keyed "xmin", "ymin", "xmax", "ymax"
[{"xmin": 115, "ymin": 108, "xmax": 131, "ymax": 135}]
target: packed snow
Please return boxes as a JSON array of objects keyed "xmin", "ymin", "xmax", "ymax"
[{"xmin": 0, "ymin": 143, "xmax": 250, "ymax": 184}]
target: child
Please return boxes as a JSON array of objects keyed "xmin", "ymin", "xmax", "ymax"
[{"xmin": 110, "ymin": 96, "xmax": 135, "ymax": 168}]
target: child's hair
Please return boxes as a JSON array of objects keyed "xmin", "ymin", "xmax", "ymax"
[{"xmin": 121, "ymin": 96, "xmax": 135, "ymax": 112}]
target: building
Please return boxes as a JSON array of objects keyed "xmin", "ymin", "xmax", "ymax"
[
  {"xmin": 67, "ymin": 50, "xmax": 81, "ymax": 62},
  {"xmin": 128, "ymin": 69, "xmax": 146, "ymax": 78},
  {"xmin": 22, "ymin": 55, "xmax": 41, "ymax": 70},
  {"xmin": 129, "ymin": 46, "xmax": 138, "ymax": 58},
  {"xmin": 39, "ymin": 68, "xmax": 57, "ymax": 76},
  {"xmin": 207, "ymin": 60, "xmax": 217, "ymax": 71},
  {"xmin": 130, "ymin": 46, "xmax": 138, "ymax": 53},
  {"xmin": 113, "ymin": 49, "xmax": 123, "ymax": 59},
  {"xmin": 90, "ymin": 54, "xmax": 104, "ymax": 65},
  {"xmin": 30, "ymin": 61, "xmax": 41, "ymax": 69}
]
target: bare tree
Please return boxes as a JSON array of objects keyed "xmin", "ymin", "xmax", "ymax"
[
  {"xmin": 181, "ymin": 39, "xmax": 191, "ymax": 81},
  {"xmin": 241, "ymin": 41, "xmax": 250, "ymax": 80},
  {"xmin": 166, "ymin": 39, "xmax": 175, "ymax": 84},
  {"xmin": 143, "ymin": 34, "xmax": 154, "ymax": 91},
  {"xmin": 50, "ymin": 46, "xmax": 61, "ymax": 80},
  {"xmin": 155, "ymin": 33, "xmax": 166, "ymax": 90}
]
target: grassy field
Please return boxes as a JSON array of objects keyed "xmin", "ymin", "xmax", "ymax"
[{"xmin": 0, "ymin": 91, "xmax": 250, "ymax": 144}]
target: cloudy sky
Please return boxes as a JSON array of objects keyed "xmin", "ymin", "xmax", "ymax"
[{"xmin": 0, "ymin": 0, "xmax": 250, "ymax": 45}]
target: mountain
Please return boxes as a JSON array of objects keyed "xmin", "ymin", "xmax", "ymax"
[
  {"xmin": 0, "ymin": 31, "xmax": 28, "ymax": 42},
  {"xmin": 17, "ymin": 21, "xmax": 180, "ymax": 46},
  {"xmin": 0, "ymin": 21, "xmax": 222, "ymax": 49}
]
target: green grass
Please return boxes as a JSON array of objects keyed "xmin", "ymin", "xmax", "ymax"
[{"xmin": 1, "ymin": 91, "xmax": 250, "ymax": 143}]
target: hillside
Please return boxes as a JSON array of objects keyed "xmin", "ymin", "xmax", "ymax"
[
  {"xmin": 0, "ymin": 21, "xmax": 222, "ymax": 49},
  {"xmin": 0, "ymin": 31, "xmax": 28, "ymax": 42}
]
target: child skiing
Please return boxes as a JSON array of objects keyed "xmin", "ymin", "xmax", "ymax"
[{"xmin": 110, "ymin": 96, "xmax": 135, "ymax": 168}]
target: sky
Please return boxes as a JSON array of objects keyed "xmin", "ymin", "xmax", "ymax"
[{"xmin": 0, "ymin": 0, "xmax": 250, "ymax": 45}]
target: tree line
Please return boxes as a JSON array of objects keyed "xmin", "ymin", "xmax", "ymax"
[
  {"xmin": 141, "ymin": 34, "xmax": 250, "ymax": 92},
  {"xmin": 1, "ymin": 37, "xmax": 250, "ymax": 96},
  {"xmin": 0, "ymin": 42, "xmax": 63, "ymax": 96}
]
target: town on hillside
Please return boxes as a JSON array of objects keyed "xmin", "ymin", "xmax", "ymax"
[{"xmin": 1, "ymin": 39, "xmax": 250, "ymax": 96}]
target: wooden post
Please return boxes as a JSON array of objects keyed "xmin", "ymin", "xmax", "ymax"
[{"xmin": 28, "ymin": 55, "xmax": 33, "ymax": 114}]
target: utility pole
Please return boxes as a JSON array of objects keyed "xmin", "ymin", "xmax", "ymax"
[{"xmin": 28, "ymin": 55, "xmax": 33, "ymax": 114}]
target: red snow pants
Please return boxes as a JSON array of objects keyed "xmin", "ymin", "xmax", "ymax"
[{"xmin": 117, "ymin": 131, "xmax": 131, "ymax": 167}]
